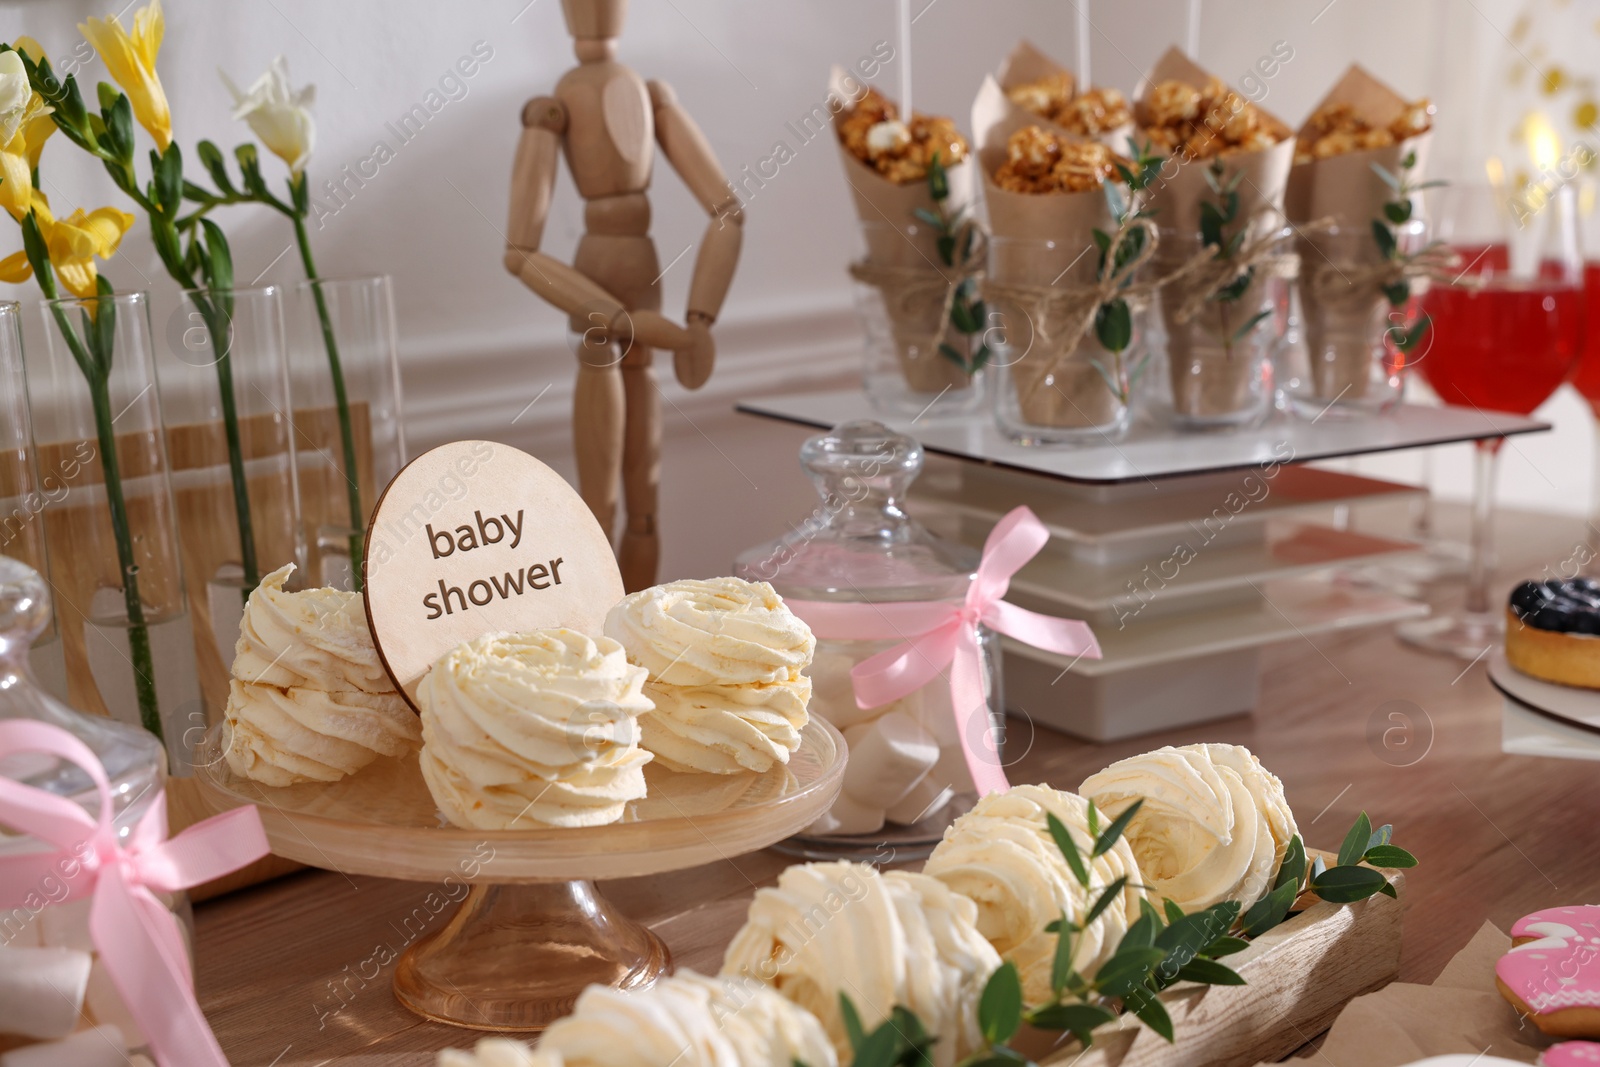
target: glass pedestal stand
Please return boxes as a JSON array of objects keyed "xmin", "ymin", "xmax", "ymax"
[{"xmin": 193, "ymin": 718, "xmax": 844, "ymax": 1031}]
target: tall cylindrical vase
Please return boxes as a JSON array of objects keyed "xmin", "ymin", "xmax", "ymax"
[
  {"xmin": 24, "ymin": 292, "xmax": 200, "ymax": 770},
  {"xmin": 157, "ymin": 285, "xmax": 300, "ymax": 722},
  {"xmin": 288, "ymin": 276, "xmax": 406, "ymax": 590},
  {"xmin": 0, "ymin": 300, "xmax": 66, "ymax": 696}
]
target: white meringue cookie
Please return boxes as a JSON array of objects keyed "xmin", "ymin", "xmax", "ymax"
[
  {"xmin": 720, "ymin": 861, "xmax": 998, "ymax": 1066},
  {"xmin": 1080, "ymin": 743, "xmax": 1298, "ymax": 914},
  {"xmin": 924, "ymin": 784, "xmax": 1145, "ymax": 1004}
]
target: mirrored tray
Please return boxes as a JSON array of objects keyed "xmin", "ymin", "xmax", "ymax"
[{"xmin": 192, "ymin": 718, "xmax": 846, "ymax": 1031}]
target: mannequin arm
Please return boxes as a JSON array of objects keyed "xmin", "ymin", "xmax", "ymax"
[
  {"xmin": 505, "ymin": 96, "xmax": 628, "ymax": 325},
  {"xmin": 647, "ymin": 80, "xmax": 744, "ymax": 325}
]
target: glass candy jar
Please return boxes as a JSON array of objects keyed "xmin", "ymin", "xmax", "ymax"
[
  {"xmin": 735, "ymin": 422, "xmax": 1002, "ymax": 862},
  {"xmin": 0, "ymin": 555, "xmax": 190, "ymax": 1063}
]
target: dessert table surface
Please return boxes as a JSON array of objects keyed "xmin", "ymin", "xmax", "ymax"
[{"xmin": 194, "ymin": 503, "xmax": 1600, "ymax": 1066}]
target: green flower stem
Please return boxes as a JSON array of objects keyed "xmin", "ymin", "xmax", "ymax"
[
  {"xmin": 190, "ymin": 290, "xmax": 259, "ymax": 590},
  {"xmin": 49, "ymin": 301, "xmax": 163, "ymax": 740},
  {"xmin": 290, "ymin": 204, "xmax": 366, "ymax": 590}
]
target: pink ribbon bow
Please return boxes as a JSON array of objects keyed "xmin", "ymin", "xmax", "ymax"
[
  {"xmin": 787, "ymin": 506, "xmax": 1100, "ymax": 797},
  {"xmin": 0, "ymin": 720, "xmax": 269, "ymax": 1067}
]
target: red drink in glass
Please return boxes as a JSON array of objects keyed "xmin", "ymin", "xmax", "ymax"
[{"xmin": 1571, "ymin": 261, "xmax": 1600, "ymax": 415}]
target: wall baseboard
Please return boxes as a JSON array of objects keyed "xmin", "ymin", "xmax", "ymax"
[{"xmin": 399, "ymin": 294, "xmax": 864, "ymax": 453}]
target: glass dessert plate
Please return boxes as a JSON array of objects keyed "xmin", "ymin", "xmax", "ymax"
[{"xmin": 192, "ymin": 718, "xmax": 845, "ymax": 1031}]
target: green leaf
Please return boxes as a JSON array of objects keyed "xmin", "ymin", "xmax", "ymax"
[
  {"xmin": 20, "ymin": 211, "xmax": 52, "ymax": 295},
  {"xmin": 92, "ymin": 274, "xmax": 117, "ymax": 377},
  {"xmin": 1093, "ymin": 946, "xmax": 1167, "ymax": 997},
  {"xmin": 1378, "ymin": 880, "xmax": 1399, "ymax": 899},
  {"xmin": 1371, "ymin": 220, "xmax": 1397, "ymax": 259},
  {"xmin": 1028, "ymin": 1003, "xmax": 1115, "ymax": 1047},
  {"xmin": 1154, "ymin": 901, "xmax": 1242, "ymax": 984},
  {"xmin": 1214, "ymin": 266, "xmax": 1255, "ymax": 304},
  {"xmin": 839, "ymin": 993, "xmax": 867, "ymax": 1052},
  {"xmin": 1119, "ymin": 913, "xmax": 1157, "ymax": 952},
  {"xmin": 1051, "ymin": 909, "xmax": 1075, "ymax": 996},
  {"xmin": 937, "ymin": 342, "xmax": 969, "ymax": 370},
  {"xmin": 105, "ymin": 92, "xmax": 134, "ymax": 164},
  {"xmin": 850, "ymin": 1022, "xmax": 902, "ymax": 1067},
  {"xmin": 1367, "ymin": 824, "xmax": 1394, "ymax": 850},
  {"xmin": 927, "ymin": 152, "xmax": 949, "ymax": 202},
  {"xmin": 196, "ymin": 139, "xmax": 237, "ymax": 197},
  {"xmin": 1339, "ymin": 813, "xmax": 1374, "ymax": 868},
  {"xmin": 1199, "ymin": 201, "xmax": 1226, "ymax": 247},
  {"xmin": 1162, "ymin": 898, "xmax": 1185, "ymax": 925},
  {"xmin": 1086, "ymin": 800, "xmax": 1101, "ymax": 839},
  {"xmin": 1402, "ymin": 150, "xmax": 1418, "ymax": 170},
  {"xmin": 935, "ymin": 233, "xmax": 955, "ymax": 266},
  {"xmin": 911, "ymin": 207, "xmax": 943, "ymax": 230},
  {"xmin": 1123, "ymin": 986, "xmax": 1175, "ymax": 1043},
  {"xmin": 1176, "ymin": 958, "xmax": 1247, "ymax": 986},
  {"xmin": 978, "ymin": 961, "xmax": 1023, "ymax": 1046},
  {"xmin": 1274, "ymin": 835, "xmax": 1307, "ymax": 892},
  {"xmin": 969, "ymin": 343, "xmax": 992, "ymax": 373},
  {"xmin": 1383, "ymin": 280, "xmax": 1411, "ymax": 307},
  {"xmin": 1047, "ymin": 812, "xmax": 1091, "ymax": 888},
  {"xmin": 1085, "ymin": 878, "xmax": 1128, "ymax": 928},
  {"xmin": 1311, "ymin": 864, "xmax": 1391, "ymax": 904},
  {"xmin": 1238, "ymin": 879, "xmax": 1299, "ymax": 938},
  {"xmin": 950, "ymin": 298, "xmax": 980, "ymax": 335},
  {"xmin": 1384, "ymin": 199, "xmax": 1413, "ymax": 224},
  {"xmin": 1094, "ymin": 299, "xmax": 1133, "ymax": 354},
  {"xmin": 1204, "ymin": 935, "xmax": 1251, "ymax": 958},
  {"xmin": 1093, "ymin": 798, "xmax": 1142, "ymax": 856},
  {"xmin": 1232, "ymin": 308, "xmax": 1272, "ymax": 342},
  {"xmin": 1362, "ymin": 845, "xmax": 1418, "ymax": 869}
]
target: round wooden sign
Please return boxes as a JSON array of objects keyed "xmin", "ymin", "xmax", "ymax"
[{"xmin": 363, "ymin": 440, "xmax": 624, "ymax": 705}]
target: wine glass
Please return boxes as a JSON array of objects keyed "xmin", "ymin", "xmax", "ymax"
[
  {"xmin": 1568, "ymin": 178, "xmax": 1600, "ymax": 563},
  {"xmin": 1396, "ymin": 183, "xmax": 1586, "ymax": 658}
]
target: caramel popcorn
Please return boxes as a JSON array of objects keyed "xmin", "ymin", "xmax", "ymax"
[
  {"xmin": 1294, "ymin": 99, "xmax": 1434, "ymax": 164},
  {"xmin": 992, "ymin": 125, "xmax": 1121, "ymax": 195},
  {"xmin": 1006, "ymin": 77, "xmax": 1132, "ymax": 137},
  {"xmin": 838, "ymin": 87, "xmax": 970, "ymax": 184},
  {"xmin": 1139, "ymin": 77, "xmax": 1284, "ymax": 161}
]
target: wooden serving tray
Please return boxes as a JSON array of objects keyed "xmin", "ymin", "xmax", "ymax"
[{"xmin": 1025, "ymin": 869, "xmax": 1405, "ymax": 1067}]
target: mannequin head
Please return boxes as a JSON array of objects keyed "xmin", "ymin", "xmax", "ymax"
[{"xmin": 561, "ymin": 0, "xmax": 627, "ymax": 40}]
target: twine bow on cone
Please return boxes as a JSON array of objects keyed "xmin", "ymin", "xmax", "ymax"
[
  {"xmin": 848, "ymin": 216, "xmax": 990, "ymax": 368},
  {"xmin": 1305, "ymin": 241, "xmax": 1465, "ymax": 308},
  {"xmin": 1162, "ymin": 206, "xmax": 1310, "ymax": 326},
  {"xmin": 982, "ymin": 215, "xmax": 1177, "ymax": 407}
]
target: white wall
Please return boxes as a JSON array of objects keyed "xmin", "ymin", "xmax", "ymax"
[{"xmin": 0, "ymin": 0, "xmax": 1591, "ymax": 580}]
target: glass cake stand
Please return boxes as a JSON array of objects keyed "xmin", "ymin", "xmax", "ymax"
[{"xmin": 192, "ymin": 719, "xmax": 845, "ymax": 1031}]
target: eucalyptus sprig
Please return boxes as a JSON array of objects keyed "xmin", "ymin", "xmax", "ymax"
[
  {"xmin": 1198, "ymin": 159, "xmax": 1272, "ymax": 358},
  {"xmin": 1371, "ymin": 151, "xmax": 1444, "ymax": 356},
  {"xmin": 845, "ymin": 802, "xmax": 1416, "ymax": 1067},
  {"xmin": 913, "ymin": 152, "xmax": 990, "ymax": 378}
]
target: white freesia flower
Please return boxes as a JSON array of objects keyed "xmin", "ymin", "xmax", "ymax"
[
  {"xmin": 0, "ymin": 51, "xmax": 37, "ymax": 145},
  {"xmin": 220, "ymin": 55, "xmax": 314, "ymax": 175}
]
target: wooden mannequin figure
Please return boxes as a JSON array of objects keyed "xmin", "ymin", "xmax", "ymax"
[{"xmin": 505, "ymin": 0, "xmax": 743, "ymax": 592}]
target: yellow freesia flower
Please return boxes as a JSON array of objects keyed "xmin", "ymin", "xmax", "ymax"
[
  {"xmin": 80, "ymin": 0, "xmax": 170, "ymax": 151},
  {"xmin": 0, "ymin": 48, "xmax": 54, "ymax": 218},
  {"xmin": 11, "ymin": 38, "xmax": 59, "ymax": 172},
  {"xmin": 0, "ymin": 249, "xmax": 30, "ymax": 283},
  {"xmin": 46, "ymin": 205, "xmax": 134, "ymax": 298}
]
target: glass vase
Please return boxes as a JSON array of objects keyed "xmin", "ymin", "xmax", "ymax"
[
  {"xmin": 854, "ymin": 221, "xmax": 985, "ymax": 419},
  {"xmin": 288, "ymin": 276, "xmax": 406, "ymax": 591},
  {"xmin": 0, "ymin": 301, "xmax": 65, "ymax": 696},
  {"xmin": 1157, "ymin": 228, "xmax": 1288, "ymax": 430},
  {"xmin": 1279, "ymin": 225, "xmax": 1427, "ymax": 419},
  {"xmin": 987, "ymin": 236, "xmax": 1142, "ymax": 444},
  {"xmin": 735, "ymin": 421, "xmax": 1003, "ymax": 863},
  {"xmin": 24, "ymin": 292, "xmax": 199, "ymax": 770},
  {"xmin": 0, "ymin": 554, "xmax": 193, "ymax": 1063},
  {"xmin": 157, "ymin": 286, "xmax": 300, "ymax": 721}
]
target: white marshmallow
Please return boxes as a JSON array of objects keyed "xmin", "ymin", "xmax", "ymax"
[
  {"xmin": 83, "ymin": 962, "xmax": 143, "ymax": 1047},
  {"xmin": 807, "ymin": 651, "xmax": 886, "ymax": 731},
  {"xmin": 0, "ymin": 945, "xmax": 92, "ymax": 1040},
  {"xmin": 0, "ymin": 1025, "xmax": 125, "ymax": 1067},
  {"xmin": 886, "ymin": 777, "xmax": 956, "ymax": 826},
  {"xmin": 37, "ymin": 901, "xmax": 93, "ymax": 953},
  {"xmin": 842, "ymin": 711, "xmax": 939, "ymax": 810},
  {"xmin": 821, "ymin": 791, "xmax": 886, "ymax": 836}
]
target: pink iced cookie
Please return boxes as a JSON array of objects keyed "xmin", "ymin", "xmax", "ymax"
[
  {"xmin": 1496, "ymin": 905, "xmax": 1600, "ymax": 1038},
  {"xmin": 1541, "ymin": 1041, "xmax": 1600, "ymax": 1066}
]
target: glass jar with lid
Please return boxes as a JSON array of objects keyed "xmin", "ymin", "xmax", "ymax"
[
  {"xmin": 734, "ymin": 421, "xmax": 1003, "ymax": 861},
  {"xmin": 0, "ymin": 554, "xmax": 190, "ymax": 1062}
]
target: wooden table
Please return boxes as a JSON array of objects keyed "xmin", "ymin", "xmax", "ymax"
[{"xmin": 194, "ymin": 505, "xmax": 1600, "ymax": 1065}]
